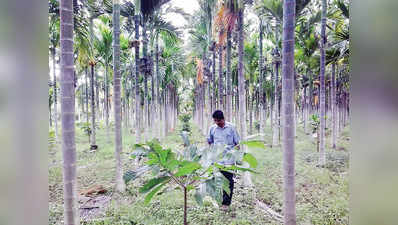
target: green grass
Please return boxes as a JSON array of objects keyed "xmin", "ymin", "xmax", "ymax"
[{"xmin": 49, "ymin": 119, "xmax": 349, "ymax": 225}]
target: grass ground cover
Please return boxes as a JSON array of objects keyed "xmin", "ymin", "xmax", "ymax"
[{"xmin": 49, "ymin": 120, "xmax": 349, "ymax": 225}]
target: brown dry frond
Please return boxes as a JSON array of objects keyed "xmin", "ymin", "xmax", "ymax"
[{"xmin": 196, "ymin": 58, "xmax": 204, "ymax": 85}]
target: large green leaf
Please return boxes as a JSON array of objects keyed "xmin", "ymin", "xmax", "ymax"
[
  {"xmin": 158, "ymin": 148, "xmax": 171, "ymax": 165},
  {"xmin": 123, "ymin": 166, "xmax": 152, "ymax": 184},
  {"xmin": 147, "ymin": 152, "xmax": 160, "ymax": 165},
  {"xmin": 165, "ymin": 158, "xmax": 179, "ymax": 171},
  {"xmin": 217, "ymin": 174, "xmax": 230, "ymax": 196},
  {"xmin": 214, "ymin": 163, "xmax": 258, "ymax": 173},
  {"xmin": 149, "ymin": 140, "xmax": 163, "ymax": 154},
  {"xmin": 205, "ymin": 178, "xmax": 223, "ymax": 204},
  {"xmin": 243, "ymin": 153, "xmax": 258, "ymax": 168},
  {"xmin": 240, "ymin": 140, "xmax": 266, "ymax": 149},
  {"xmin": 144, "ymin": 182, "xmax": 167, "ymax": 205},
  {"xmin": 139, "ymin": 176, "xmax": 170, "ymax": 193},
  {"xmin": 175, "ymin": 161, "xmax": 201, "ymax": 177}
]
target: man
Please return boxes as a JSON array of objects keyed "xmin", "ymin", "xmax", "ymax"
[{"xmin": 207, "ymin": 110, "xmax": 240, "ymax": 211}]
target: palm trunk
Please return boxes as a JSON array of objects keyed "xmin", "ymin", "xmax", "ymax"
[
  {"xmin": 113, "ymin": 0, "xmax": 125, "ymax": 192},
  {"xmin": 249, "ymin": 93, "xmax": 253, "ymax": 134},
  {"xmin": 238, "ymin": 7, "xmax": 252, "ymax": 187},
  {"xmin": 52, "ymin": 50, "xmax": 58, "ymax": 142},
  {"xmin": 85, "ymin": 68, "xmax": 90, "ymax": 141},
  {"xmin": 134, "ymin": 14, "xmax": 141, "ymax": 143},
  {"xmin": 218, "ymin": 45, "xmax": 223, "ymax": 111},
  {"xmin": 50, "ymin": 97, "xmax": 53, "ymax": 127},
  {"xmin": 319, "ymin": 0, "xmax": 327, "ymax": 166},
  {"xmin": 331, "ymin": 63, "xmax": 337, "ymax": 148},
  {"xmin": 303, "ymin": 86, "xmax": 308, "ymax": 134},
  {"xmin": 90, "ymin": 64, "xmax": 96, "ymax": 148},
  {"xmin": 272, "ymin": 55, "xmax": 280, "ymax": 147},
  {"xmin": 184, "ymin": 187, "xmax": 188, "ymax": 225},
  {"xmin": 164, "ymin": 87, "xmax": 169, "ymax": 135},
  {"xmin": 96, "ymin": 76, "xmax": 100, "ymax": 119},
  {"xmin": 259, "ymin": 21, "xmax": 264, "ymax": 133},
  {"xmin": 282, "ymin": 0, "xmax": 297, "ymax": 224},
  {"xmin": 212, "ymin": 48, "xmax": 216, "ymax": 111},
  {"xmin": 226, "ymin": 30, "xmax": 232, "ymax": 120},
  {"xmin": 142, "ymin": 23, "xmax": 149, "ymax": 142},
  {"xmin": 105, "ymin": 65, "xmax": 110, "ymax": 143},
  {"xmin": 151, "ymin": 49, "xmax": 155, "ymax": 139},
  {"xmin": 270, "ymin": 70, "xmax": 274, "ymax": 134},
  {"xmin": 156, "ymin": 34, "xmax": 160, "ymax": 138},
  {"xmin": 60, "ymin": 0, "xmax": 79, "ymax": 223}
]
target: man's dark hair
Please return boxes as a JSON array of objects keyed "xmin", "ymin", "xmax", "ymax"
[{"xmin": 212, "ymin": 110, "xmax": 224, "ymax": 120}]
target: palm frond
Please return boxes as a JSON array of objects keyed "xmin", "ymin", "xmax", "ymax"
[{"xmin": 336, "ymin": 0, "xmax": 349, "ymax": 19}]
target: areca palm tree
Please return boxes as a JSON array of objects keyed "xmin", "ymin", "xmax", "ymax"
[
  {"xmin": 94, "ymin": 19, "xmax": 113, "ymax": 142},
  {"xmin": 214, "ymin": 0, "xmax": 239, "ymax": 121},
  {"xmin": 282, "ymin": 0, "xmax": 297, "ymax": 223},
  {"xmin": 188, "ymin": 10, "xmax": 210, "ymax": 133},
  {"xmin": 138, "ymin": 0, "xmax": 171, "ymax": 141},
  {"xmin": 244, "ymin": 39, "xmax": 259, "ymax": 135},
  {"xmin": 112, "ymin": 0, "xmax": 126, "ymax": 193},
  {"xmin": 59, "ymin": 0, "xmax": 79, "ymax": 223},
  {"xmin": 257, "ymin": 0, "xmax": 311, "ymax": 147},
  {"xmin": 237, "ymin": 0, "xmax": 252, "ymax": 187},
  {"xmin": 159, "ymin": 37, "xmax": 184, "ymax": 135},
  {"xmin": 150, "ymin": 15, "xmax": 180, "ymax": 137},
  {"xmin": 295, "ymin": 11, "xmax": 321, "ymax": 134},
  {"xmin": 319, "ymin": 0, "xmax": 327, "ymax": 166}
]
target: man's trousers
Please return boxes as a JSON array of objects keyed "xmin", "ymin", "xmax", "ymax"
[{"xmin": 220, "ymin": 170, "xmax": 234, "ymax": 206}]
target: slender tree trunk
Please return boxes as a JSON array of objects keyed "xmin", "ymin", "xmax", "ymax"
[
  {"xmin": 273, "ymin": 57, "xmax": 280, "ymax": 147},
  {"xmin": 270, "ymin": 71, "xmax": 274, "ymax": 134},
  {"xmin": 105, "ymin": 65, "xmax": 110, "ymax": 143},
  {"xmin": 249, "ymin": 93, "xmax": 253, "ymax": 134},
  {"xmin": 202, "ymin": 82, "xmax": 206, "ymax": 135},
  {"xmin": 218, "ymin": 45, "xmax": 223, "ymax": 111},
  {"xmin": 96, "ymin": 75, "xmax": 100, "ymax": 119},
  {"xmin": 164, "ymin": 87, "xmax": 169, "ymax": 135},
  {"xmin": 85, "ymin": 68, "xmax": 90, "ymax": 142},
  {"xmin": 282, "ymin": 0, "xmax": 297, "ymax": 224},
  {"xmin": 156, "ymin": 34, "xmax": 160, "ymax": 138},
  {"xmin": 336, "ymin": 90, "xmax": 340, "ymax": 136},
  {"xmin": 134, "ymin": 14, "xmax": 141, "ymax": 143},
  {"xmin": 319, "ymin": 0, "xmax": 327, "ymax": 166},
  {"xmin": 238, "ymin": 7, "xmax": 252, "ymax": 186},
  {"xmin": 212, "ymin": 49, "xmax": 216, "ymax": 111},
  {"xmin": 198, "ymin": 83, "xmax": 201, "ymax": 132},
  {"xmin": 156, "ymin": 35, "xmax": 161, "ymax": 137},
  {"xmin": 113, "ymin": 0, "xmax": 125, "ymax": 192},
  {"xmin": 303, "ymin": 86, "xmax": 309, "ymax": 134},
  {"xmin": 175, "ymin": 87, "xmax": 178, "ymax": 131},
  {"xmin": 52, "ymin": 51, "xmax": 58, "ymax": 142},
  {"xmin": 259, "ymin": 21, "xmax": 264, "ymax": 134},
  {"xmin": 90, "ymin": 64, "xmax": 96, "ymax": 148},
  {"xmin": 331, "ymin": 63, "xmax": 337, "ymax": 148},
  {"xmin": 184, "ymin": 187, "xmax": 188, "ymax": 225},
  {"xmin": 60, "ymin": 0, "xmax": 79, "ymax": 223},
  {"xmin": 50, "ymin": 98, "xmax": 53, "ymax": 127},
  {"xmin": 226, "ymin": 30, "xmax": 232, "ymax": 121},
  {"xmin": 142, "ymin": 23, "xmax": 149, "ymax": 142},
  {"xmin": 151, "ymin": 49, "xmax": 155, "ymax": 139}
]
